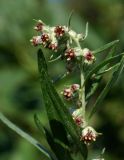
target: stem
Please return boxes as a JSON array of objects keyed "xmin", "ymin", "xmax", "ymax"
[
  {"xmin": 80, "ymin": 62, "xmax": 86, "ymax": 114},
  {"xmin": 72, "ymin": 37, "xmax": 86, "ymax": 115}
]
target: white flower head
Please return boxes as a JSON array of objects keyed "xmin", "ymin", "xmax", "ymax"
[
  {"xmin": 72, "ymin": 108, "xmax": 86, "ymax": 128},
  {"xmin": 65, "ymin": 48, "xmax": 76, "ymax": 61},
  {"xmin": 30, "ymin": 36, "xmax": 42, "ymax": 46},
  {"xmin": 82, "ymin": 48, "xmax": 96, "ymax": 64},
  {"xmin": 81, "ymin": 126, "xmax": 101, "ymax": 145}
]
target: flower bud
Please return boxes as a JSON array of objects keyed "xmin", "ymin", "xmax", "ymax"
[
  {"xmin": 62, "ymin": 88, "xmax": 73, "ymax": 100},
  {"xmin": 82, "ymin": 48, "xmax": 96, "ymax": 64},
  {"xmin": 71, "ymin": 84, "xmax": 80, "ymax": 91},
  {"xmin": 80, "ymin": 126, "xmax": 101, "ymax": 145}
]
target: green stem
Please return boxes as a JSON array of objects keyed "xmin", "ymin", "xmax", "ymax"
[
  {"xmin": 72, "ymin": 37, "xmax": 86, "ymax": 115},
  {"xmin": 80, "ymin": 63, "xmax": 86, "ymax": 114}
]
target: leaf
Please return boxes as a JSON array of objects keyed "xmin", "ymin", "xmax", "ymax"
[
  {"xmin": 34, "ymin": 114, "xmax": 47, "ymax": 136},
  {"xmin": 37, "ymin": 49, "xmax": 88, "ymax": 160},
  {"xmin": 34, "ymin": 114, "xmax": 72, "ymax": 160},
  {"xmin": 86, "ymin": 46, "xmax": 117, "ymax": 101},
  {"xmin": 93, "ymin": 40, "xmax": 119, "ymax": 55},
  {"xmin": 0, "ymin": 112, "xmax": 54, "ymax": 160},
  {"xmin": 67, "ymin": 10, "xmax": 74, "ymax": 28},
  {"xmin": 89, "ymin": 56, "xmax": 124, "ymax": 119},
  {"xmin": 43, "ymin": 127, "xmax": 73, "ymax": 160},
  {"xmin": 86, "ymin": 76, "xmax": 102, "ymax": 101},
  {"xmin": 49, "ymin": 119, "xmax": 70, "ymax": 146},
  {"xmin": 34, "ymin": 114, "xmax": 69, "ymax": 148},
  {"xmin": 84, "ymin": 52, "xmax": 124, "ymax": 87},
  {"xmin": 38, "ymin": 51, "xmax": 58, "ymax": 121}
]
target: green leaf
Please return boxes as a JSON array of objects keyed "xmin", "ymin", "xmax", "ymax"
[
  {"xmin": 43, "ymin": 127, "xmax": 73, "ymax": 160},
  {"xmin": 34, "ymin": 114, "xmax": 69, "ymax": 148},
  {"xmin": 89, "ymin": 56, "xmax": 124, "ymax": 119},
  {"xmin": 0, "ymin": 112, "xmax": 54, "ymax": 160},
  {"xmin": 34, "ymin": 114, "xmax": 72, "ymax": 160},
  {"xmin": 86, "ymin": 46, "xmax": 117, "ymax": 101},
  {"xmin": 86, "ymin": 76, "xmax": 102, "ymax": 101},
  {"xmin": 37, "ymin": 49, "xmax": 88, "ymax": 160},
  {"xmin": 38, "ymin": 51, "xmax": 58, "ymax": 121},
  {"xmin": 67, "ymin": 10, "xmax": 74, "ymax": 28},
  {"xmin": 93, "ymin": 40, "xmax": 119, "ymax": 55},
  {"xmin": 84, "ymin": 52, "xmax": 124, "ymax": 87},
  {"xmin": 34, "ymin": 114, "xmax": 47, "ymax": 136}
]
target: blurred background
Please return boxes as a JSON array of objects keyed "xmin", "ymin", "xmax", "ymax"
[{"xmin": 0, "ymin": 0, "xmax": 124, "ymax": 160}]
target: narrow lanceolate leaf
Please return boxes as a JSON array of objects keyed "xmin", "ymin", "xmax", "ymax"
[
  {"xmin": 37, "ymin": 49, "xmax": 88, "ymax": 160},
  {"xmin": 34, "ymin": 115, "xmax": 72, "ymax": 160},
  {"xmin": 93, "ymin": 40, "xmax": 119, "ymax": 55},
  {"xmin": 67, "ymin": 10, "xmax": 74, "ymax": 28},
  {"xmin": 89, "ymin": 56, "xmax": 124, "ymax": 119},
  {"xmin": 37, "ymin": 50, "xmax": 73, "ymax": 160},
  {"xmin": 0, "ymin": 112, "xmax": 54, "ymax": 160},
  {"xmin": 38, "ymin": 50, "xmax": 58, "ymax": 121},
  {"xmin": 86, "ymin": 46, "xmax": 117, "ymax": 101},
  {"xmin": 84, "ymin": 52, "xmax": 124, "ymax": 87}
]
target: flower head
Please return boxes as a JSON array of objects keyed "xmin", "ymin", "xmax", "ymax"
[
  {"xmin": 62, "ymin": 88, "xmax": 73, "ymax": 100},
  {"xmin": 30, "ymin": 36, "xmax": 42, "ymax": 46},
  {"xmin": 80, "ymin": 126, "xmax": 101, "ymax": 145},
  {"xmin": 54, "ymin": 26, "xmax": 65, "ymax": 37},
  {"xmin": 82, "ymin": 48, "xmax": 96, "ymax": 64},
  {"xmin": 65, "ymin": 48, "xmax": 76, "ymax": 61},
  {"xmin": 72, "ymin": 108, "xmax": 86, "ymax": 128},
  {"xmin": 34, "ymin": 20, "xmax": 44, "ymax": 32},
  {"xmin": 49, "ymin": 43, "xmax": 58, "ymax": 52},
  {"xmin": 62, "ymin": 84, "xmax": 80, "ymax": 101},
  {"xmin": 41, "ymin": 33, "xmax": 50, "ymax": 46}
]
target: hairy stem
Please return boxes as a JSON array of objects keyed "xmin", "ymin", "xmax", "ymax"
[
  {"xmin": 72, "ymin": 37, "xmax": 86, "ymax": 115},
  {"xmin": 80, "ymin": 62, "xmax": 86, "ymax": 114}
]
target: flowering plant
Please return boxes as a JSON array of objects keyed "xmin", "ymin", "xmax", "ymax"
[{"xmin": 0, "ymin": 14, "xmax": 124, "ymax": 160}]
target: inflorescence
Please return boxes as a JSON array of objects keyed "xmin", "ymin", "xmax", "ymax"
[{"xmin": 31, "ymin": 19, "xmax": 100, "ymax": 145}]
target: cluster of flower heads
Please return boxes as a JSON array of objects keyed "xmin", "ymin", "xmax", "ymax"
[
  {"xmin": 30, "ymin": 20, "xmax": 96, "ymax": 65},
  {"xmin": 72, "ymin": 106, "xmax": 101, "ymax": 145},
  {"xmin": 61, "ymin": 84, "xmax": 101, "ymax": 145},
  {"xmin": 61, "ymin": 84, "xmax": 80, "ymax": 100},
  {"xmin": 31, "ymin": 20, "xmax": 99, "ymax": 145}
]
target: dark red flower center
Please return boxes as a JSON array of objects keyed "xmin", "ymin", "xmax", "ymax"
[
  {"xmin": 41, "ymin": 34, "xmax": 49, "ymax": 42},
  {"xmin": 85, "ymin": 52, "xmax": 93, "ymax": 61},
  {"xmin": 35, "ymin": 23, "xmax": 43, "ymax": 31},
  {"xmin": 54, "ymin": 26, "xmax": 65, "ymax": 37}
]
